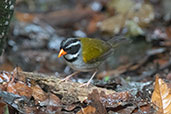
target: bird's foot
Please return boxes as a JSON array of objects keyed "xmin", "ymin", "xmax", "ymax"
[
  {"xmin": 79, "ymin": 71, "xmax": 97, "ymax": 87},
  {"xmin": 59, "ymin": 76, "xmax": 71, "ymax": 83},
  {"xmin": 79, "ymin": 82, "xmax": 91, "ymax": 87},
  {"xmin": 59, "ymin": 71, "xmax": 80, "ymax": 83}
]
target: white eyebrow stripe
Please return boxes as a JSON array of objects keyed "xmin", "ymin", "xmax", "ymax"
[{"xmin": 66, "ymin": 41, "xmax": 80, "ymax": 49}]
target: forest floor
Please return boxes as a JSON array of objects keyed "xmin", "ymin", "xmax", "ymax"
[{"xmin": 0, "ymin": 0, "xmax": 171, "ymax": 114}]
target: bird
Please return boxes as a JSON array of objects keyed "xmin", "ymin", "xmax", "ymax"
[{"xmin": 58, "ymin": 37, "xmax": 128, "ymax": 86}]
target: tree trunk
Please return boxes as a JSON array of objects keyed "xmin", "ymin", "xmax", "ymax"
[{"xmin": 0, "ymin": 0, "xmax": 15, "ymax": 55}]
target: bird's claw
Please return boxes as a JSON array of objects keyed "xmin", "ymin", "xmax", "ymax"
[
  {"xmin": 59, "ymin": 77, "xmax": 70, "ymax": 83},
  {"xmin": 79, "ymin": 82, "xmax": 91, "ymax": 87},
  {"xmin": 59, "ymin": 71, "xmax": 80, "ymax": 83}
]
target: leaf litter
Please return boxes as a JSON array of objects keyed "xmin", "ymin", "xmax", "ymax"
[{"xmin": 0, "ymin": 0, "xmax": 171, "ymax": 113}]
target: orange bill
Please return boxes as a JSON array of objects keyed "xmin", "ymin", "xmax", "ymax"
[{"xmin": 58, "ymin": 49, "xmax": 67, "ymax": 58}]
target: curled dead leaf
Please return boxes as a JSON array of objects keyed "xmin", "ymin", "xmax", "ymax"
[{"xmin": 151, "ymin": 75, "xmax": 171, "ymax": 114}]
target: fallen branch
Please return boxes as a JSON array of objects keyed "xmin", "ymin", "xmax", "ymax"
[{"xmin": 17, "ymin": 71, "xmax": 116, "ymax": 102}]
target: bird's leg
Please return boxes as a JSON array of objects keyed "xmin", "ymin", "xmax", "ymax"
[
  {"xmin": 79, "ymin": 70, "xmax": 97, "ymax": 87},
  {"xmin": 59, "ymin": 71, "xmax": 80, "ymax": 83}
]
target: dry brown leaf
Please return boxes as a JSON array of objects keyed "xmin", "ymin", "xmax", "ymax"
[
  {"xmin": 100, "ymin": 14, "xmax": 126, "ymax": 34},
  {"xmin": 100, "ymin": 2, "xmax": 154, "ymax": 35},
  {"xmin": 87, "ymin": 89, "xmax": 107, "ymax": 114},
  {"xmin": 77, "ymin": 106, "xmax": 96, "ymax": 114},
  {"xmin": 15, "ymin": 11, "xmax": 36, "ymax": 23},
  {"xmin": 154, "ymin": 58, "xmax": 169, "ymax": 68},
  {"xmin": 0, "ymin": 60, "xmax": 14, "ymax": 71},
  {"xmin": 151, "ymin": 75, "xmax": 171, "ymax": 114},
  {"xmin": 39, "ymin": 8, "xmax": 93, "ymax": 27},
  {"xmin": 132, "ymin": 105, "xmax": 154, "ymax": 114},
  {"xmin": 166, "ymin": 26, "xmax": 171, "ymax": 39},
  {"xmin": 46, "ymin": 93, "xmax": 62, "ymax": 113},
  {"xmin": 87, "ymin": 13, "xmax": 104, "ymax": 34},
  {"xmin": 108, "ymin": 0, "xmax": 135, "ymax": 14},
  {"xmin": 127, "ymin": 3, "xmax": 154, "ymax": 26},
  {"xmin": 31, "ymin": 85, "xmax": 47, "ymax": 102},
  {"xmin": 7, "ymin": 81, "xmax": 32, "ymax": 98}
]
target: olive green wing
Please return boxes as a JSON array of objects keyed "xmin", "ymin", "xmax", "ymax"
[{"xmin": 80, "ymin": 38, "xmax": 111, "ymax": 63}]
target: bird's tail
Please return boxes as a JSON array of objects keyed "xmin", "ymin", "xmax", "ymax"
[{"xmin": 107, "ymin": 35, "xmax": 131, "ymax": 49}]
